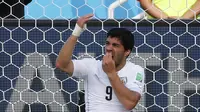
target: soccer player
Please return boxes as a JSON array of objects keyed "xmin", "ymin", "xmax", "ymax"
[{"xmin": 56, "ymin": 14, "xmax": 145, "ymax": 112}]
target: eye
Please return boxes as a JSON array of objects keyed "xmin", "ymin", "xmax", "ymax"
[
  {"xmin": 112, "ymin": 43, "xmax": 119, "ymax": 47},
  {"xmin": 105, "ymin": 41, "xmax": 109, "ymax": 45}
]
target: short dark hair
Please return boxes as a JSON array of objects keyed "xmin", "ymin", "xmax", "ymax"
[{"xmin": 107, "ymin": 28, "xmax": 134, "ymax": 51}]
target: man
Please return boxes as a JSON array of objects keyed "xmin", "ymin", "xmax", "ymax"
[
  {"xmin": 56, "ymin": 14, "xmax": 145, "ymax": 112},
  {"xmin": 139, "ymin": 0, "xmax": 200, "ymax": 19}
]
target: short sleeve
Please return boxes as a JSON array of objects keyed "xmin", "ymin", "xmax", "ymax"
[
  {"xmin": 126, "ymin": 66, "xmax": 145, "ymax": 95},
  {"xmin": 72, "ymin": 58, "xmax": 97, "ymax": 79}
]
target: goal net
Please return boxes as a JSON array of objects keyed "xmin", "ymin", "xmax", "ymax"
[{"xmin": 0, "ymin": 0, "xmax": 200, "ymax": 112}]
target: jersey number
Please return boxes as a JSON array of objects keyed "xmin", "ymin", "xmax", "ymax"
[{"xmin": 105, "ymin": 86, "xmax": 112, "ymax": 101}]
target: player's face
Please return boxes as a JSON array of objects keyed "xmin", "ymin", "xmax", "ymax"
[{"xmin": 105, "ymin": 37, "xmax": 129, "ymax": 66}]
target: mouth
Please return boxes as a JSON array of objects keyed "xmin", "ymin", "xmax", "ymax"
[{"xmin": 105, "ymin": 51, "xmax": 114, "ymax": 58}]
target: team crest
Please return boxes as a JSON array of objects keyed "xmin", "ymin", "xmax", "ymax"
[{"xmin": 120, "ymin": 77, "xmax": 127, "ymax": 84}]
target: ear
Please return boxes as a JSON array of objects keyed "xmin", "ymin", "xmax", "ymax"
[{"xmin": 125, "ymin": 50, "xmax": 131, "ymax": 57}]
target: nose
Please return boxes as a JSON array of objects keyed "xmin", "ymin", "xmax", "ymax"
[{"xmin": 105, "ymin": 44, "xmax": 112, "ymax": 53}]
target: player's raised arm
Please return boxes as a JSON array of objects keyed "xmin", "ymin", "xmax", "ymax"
[{"xmin": 56, "ymin": 14, "xmax": 93, "ymax": 76}]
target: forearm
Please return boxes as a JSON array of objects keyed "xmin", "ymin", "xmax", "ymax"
[
  {"xmin": 108, "ymin": 73, "xmax": 140, "ymax": 110},
  {"xmin": 56, "ymin": 14, "xmax": 93, "ymax": 75},
  {"xmin": 140, "ymin": 0, "xmax": 168, "ymax": 19},
  {"xmin": 182, "ymin": 0, "xmax": 200, "ymax": 19},
  {"xmin": 56, "ymin": 35, "xmax": 78, "ymax": 69}
]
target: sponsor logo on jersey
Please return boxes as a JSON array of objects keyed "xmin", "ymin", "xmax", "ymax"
[
  {"xmin": 136, "ymin": 73, "xmax": 143, "ymax": 82},
  {"xmin": 120, "ymin": 77, "xmax": 127, "ymax": 84}
]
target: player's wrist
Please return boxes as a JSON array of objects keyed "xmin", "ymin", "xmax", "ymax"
[
  {"xmin": 72, "ymin": 24, "xmax": 86, "ymax": 37},
  {"xmin": 107, "ymin": 72, "xmax": 118, "ymax": 80}
]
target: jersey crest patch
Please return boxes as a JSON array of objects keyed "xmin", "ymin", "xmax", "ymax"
[
  {"xmin": 120, "ymin": 77, "xmax": 127, "ymax": 84},
  {"xmin": 136, "ymin": 73, "xmax": 143, "ymax": 82}
]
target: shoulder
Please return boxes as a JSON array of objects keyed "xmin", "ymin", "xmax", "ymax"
[
  {"xmin": 76, "ymin": 58, "xmax": 98, "ymax": 63},
  {"xmin": 126, "ymin": 62, "xmax": 145, "ymax": 84},
  {"xmin": 126, "ymin": 61, "xmax": 144, "ymax": 72},
  {"xmin": 126, "ymin": 61, "xmax": 145, "ymax": 79},
  {"xmin": 73, "ymin": 58, "xmax": 101, "ymax": 67}
]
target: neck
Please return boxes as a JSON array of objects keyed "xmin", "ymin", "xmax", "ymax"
[{"xmin": 116, "ymin": 60, "xmax": 126, "ymax": 72}]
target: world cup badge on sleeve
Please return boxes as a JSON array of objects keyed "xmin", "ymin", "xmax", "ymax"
[{"xmin": 136, "ymin": 73, "xmax": 143, "ymax": 82}]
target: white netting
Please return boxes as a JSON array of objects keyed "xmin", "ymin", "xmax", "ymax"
[{"xmin": 0, "ymin": 0, "xmax": 200, "ymax": 112}]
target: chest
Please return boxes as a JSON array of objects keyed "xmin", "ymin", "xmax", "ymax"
[{"xmin": 86, "ymin": 72, "xmax": 131, "ymax": 101}]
